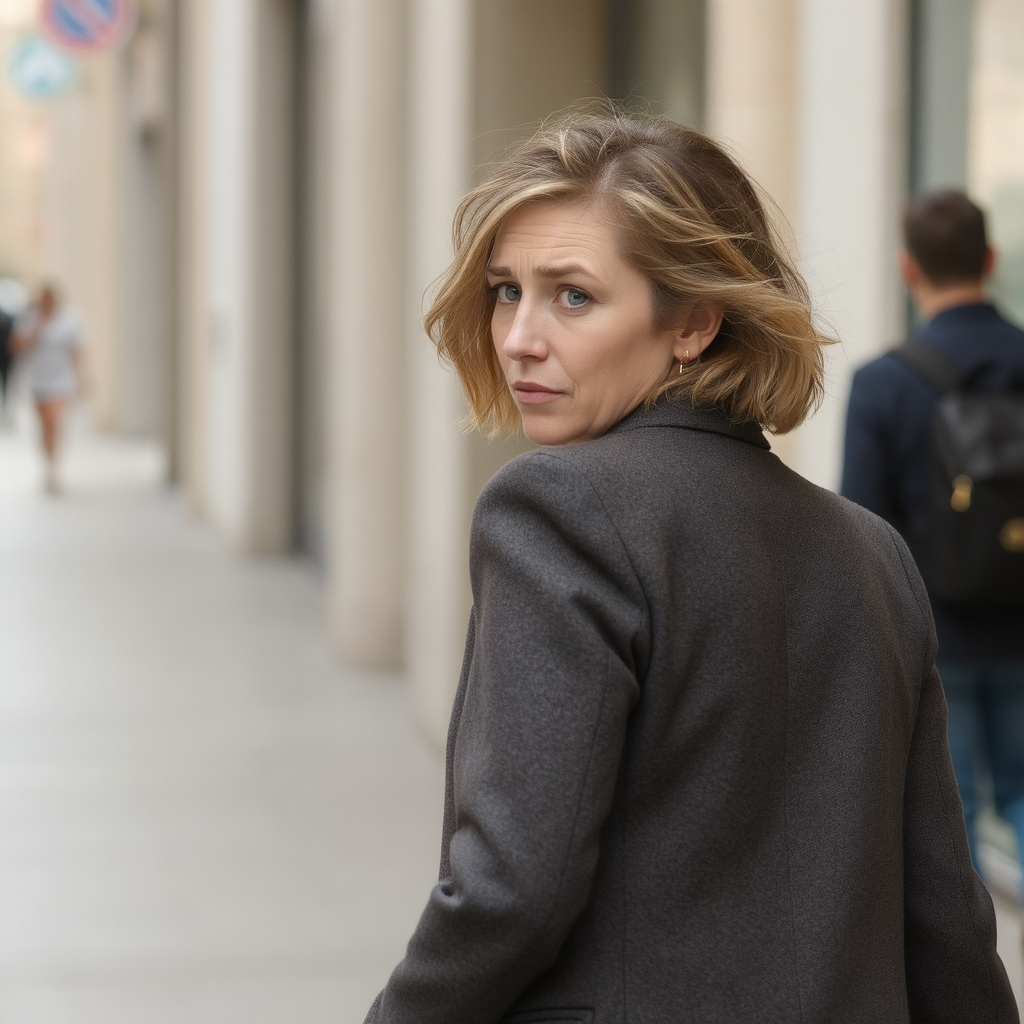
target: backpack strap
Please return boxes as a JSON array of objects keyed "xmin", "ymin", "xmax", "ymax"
[{"xmin": 891, "ymin": 340, "xmax": 962, "ymax": 395}]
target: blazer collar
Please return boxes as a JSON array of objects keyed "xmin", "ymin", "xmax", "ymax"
[{"xmin": 607, "ymin": 398, "xmax": 772, "ymax": 451}]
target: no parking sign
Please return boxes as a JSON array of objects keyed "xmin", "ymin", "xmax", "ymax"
[{"xmin": 41, "ymin": 0, "xmax": 136, "ymax": 52}]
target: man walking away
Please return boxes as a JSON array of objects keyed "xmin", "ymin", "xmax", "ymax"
[{"xmin": 842, "ymin": 189, "xmax": 1024, "ymax": 930}]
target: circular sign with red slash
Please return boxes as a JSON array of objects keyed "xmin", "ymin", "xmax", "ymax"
[{"xmin": 41, "ymin": 0, "xmax": 136, "ymax": 52}]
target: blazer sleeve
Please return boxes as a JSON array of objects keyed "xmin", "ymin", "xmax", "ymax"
[
  {"xmin": 365, "ymin": 452, "xmax": 647, "ymax": 1024},
  {"xmin": 892, "ymin": 522, "xmax": 1019, "ymax": 1021}
]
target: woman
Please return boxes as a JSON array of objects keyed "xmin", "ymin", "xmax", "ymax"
[
  {"xmin": 11, "ymin": 283, "xmax": 85, "ymax": 493},
  {"xmin": 365, "ymin": 112, "xmax": 1017, "ymax": 1023}
]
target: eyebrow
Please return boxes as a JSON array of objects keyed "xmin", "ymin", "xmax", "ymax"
[{"xmin": 485, "ymin": 262, "xmax": 598, "ymax": 280}]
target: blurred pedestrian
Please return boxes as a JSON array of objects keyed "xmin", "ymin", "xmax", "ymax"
[
  {"xmin": 11, "ymin": 282, "xmax": 85, "ymax": 494},
  {"xmin": 0, "ymin": 303, "xmax": 12, "ymax": 426},
  {"xmin": 843, "ymin": 192, "xmax": 1024, "ymax": 892},
  {"xmin": 364, "ymin": 113, "xmax": 1016, "ymax": 1024}
]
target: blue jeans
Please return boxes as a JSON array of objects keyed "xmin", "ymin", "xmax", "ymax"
[{"xmin": 939, "ymin": 658, "xmax": 1024, "ymax": 882}]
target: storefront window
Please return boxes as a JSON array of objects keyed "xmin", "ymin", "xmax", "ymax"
[{"xmin": 968, "ymin": 0, "xmax": 1024, "ymax": 326}]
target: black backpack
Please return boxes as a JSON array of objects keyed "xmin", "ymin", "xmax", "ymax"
[{"xmin": 894, "ymin": 340, "xmax": 1024, "ymax": 607}]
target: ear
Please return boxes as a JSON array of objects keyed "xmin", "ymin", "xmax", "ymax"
[
  {"xmin": 673, "ymin": 302, "xmax": 723, "ymax": 364},
  {"xmin": 898, "ymin": 250, "xmax": 922, "ymax": 289},
  {"xmin": 983, "ymin": 245, "xmax": 997, "ymax": 278}
]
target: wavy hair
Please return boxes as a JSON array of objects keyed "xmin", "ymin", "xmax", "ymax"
[{"xmin": 425, "ymin": 108, "xmax": 832, "ymax": 436}]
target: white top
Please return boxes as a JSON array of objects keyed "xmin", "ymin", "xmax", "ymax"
[{"xmin": 16, "ymin": 307, "xmax": 84, "ymax": 398}]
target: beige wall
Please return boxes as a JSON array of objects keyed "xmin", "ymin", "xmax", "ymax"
[
  {"xmin": 706, "ymin": 0, "xmax": 798, "ymax": 214},
  {"xmin": 40, "ymin": 53, "xmax": 127, "ymax": 431},
  {"xmin": 78, "ymin": 55, "xmax": 128, "ymax": 431},
  {"xmin": 0, "ymin": 24, "xmax": 44, "ymax": 282},
  {"xmin": 0, "ymin": 22, "xmax": 126, "ymax": 429},
  {"xmin": 1, "ymin": 11, "xmax": 178, "ymax": 440}
]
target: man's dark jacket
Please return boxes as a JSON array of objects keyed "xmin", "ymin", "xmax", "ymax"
[
  {"xmin": 841, "ymin": 302, "xmax": 1024, "ymax": 661},
  {"xmin": 367, "ymin": 399, "xmax": 1015, "ymax": 1024}
]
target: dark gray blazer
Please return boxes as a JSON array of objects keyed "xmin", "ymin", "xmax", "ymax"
[{"xmin": 367, "ymin": 399, "xmax": 1017, "ymax": 1024}]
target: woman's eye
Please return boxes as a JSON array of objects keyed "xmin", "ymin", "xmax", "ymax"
[
  {"xmin": 561, "ymin": 288, "xmax": 590, "ymax": 308},
  {"xmin": 495, "ymin": 283, "xmax": 521, "ymax": 303}
]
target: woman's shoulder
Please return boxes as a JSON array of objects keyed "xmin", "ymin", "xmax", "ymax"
[
  {"xmin": 471, "ymin": 442, "xmax": 654, "ymax": 582},
  {"xmin": 470, "ymin": 446, "xmax": 646, "ymax": 612},
  {"xmin": 484, "ymin": 427, "xmax": 643, "ymax": 490},
  {"xmin": 477, "ymin": 447, "xmax": 601, "ymax": 519}
]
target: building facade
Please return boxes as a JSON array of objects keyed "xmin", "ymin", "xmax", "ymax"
[{"xmin": 3, "ymin": 0, "xmax": 1022, "ymax": 749}]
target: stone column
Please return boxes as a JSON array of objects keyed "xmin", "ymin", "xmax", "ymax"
[
  {"xmin": 325, "ymin": 0, "xmax": 410, "ymax": 666},
  {"xmin": 404, "ymin": 0, "xmax": 475, "ymax": 744},
  {"xmin": 200, "ymin": 0, "xmax": 294, "ymax": 552},
  {"xmin": 174, "ymin": 0, "xmax": 211, "ymax": 516},
  {"xmin": 792, "ymin": 0, "xmax": 909, "ymax": 489},
  {"xmin": 121, "ymin": 0, "xmax": 178, "ymax": 443}
]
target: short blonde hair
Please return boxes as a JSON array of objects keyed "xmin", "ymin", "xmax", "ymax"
[{"xmin": 426, "ymin": 109, "xmax": 831, "ymax": 436}]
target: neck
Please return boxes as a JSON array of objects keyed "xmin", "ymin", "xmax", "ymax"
[{"xmin": 914, "ymin": 281, "xmax": 987, "ymax": 322}]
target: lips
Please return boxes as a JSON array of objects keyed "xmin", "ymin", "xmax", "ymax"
[{"xmin": 512, "ymin": 381, "xmax": 564, "ymax": 405}]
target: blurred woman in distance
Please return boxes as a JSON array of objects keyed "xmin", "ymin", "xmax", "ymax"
[
  {"xmin": 364, "ymin": 110, "xmax": 1018, "ymax": 1024},
  {"xmin": 11, "ymin": 282, "xmax": 85, "ymax": 494},
  {"xmin": 0, "ymin": 303, "xmax": 13, "ymax": 427}
]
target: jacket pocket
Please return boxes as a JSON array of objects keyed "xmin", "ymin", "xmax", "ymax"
[{"xmin": 501, "ymin": 1011, "xmax": 594, "ymax": 1024}]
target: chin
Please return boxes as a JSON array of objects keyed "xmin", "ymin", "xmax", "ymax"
[{"xmin": 521, "ymin": 417, "xmax": 584, "ymax": 447}]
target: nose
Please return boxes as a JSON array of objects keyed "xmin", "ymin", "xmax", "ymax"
[{"xmin": 500, "ymin": 302, "xmax": 547, "ymax": 362}]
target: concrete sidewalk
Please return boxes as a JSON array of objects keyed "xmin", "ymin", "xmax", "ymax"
[{"xmin": 0, "ymin": 404, "xmax": 443, "ymax": 1023}]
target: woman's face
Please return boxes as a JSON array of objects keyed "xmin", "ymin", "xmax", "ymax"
[{"xmin": 488, "ymin": 201, "xmax": 684, "ymax": 446}]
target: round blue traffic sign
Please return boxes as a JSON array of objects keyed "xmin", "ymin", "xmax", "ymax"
[
  {"xmin": 7, "ymin": 34, "xmax": 78, "ymax": 100},
  {"xmin": 41, "ymin": 0, "xmax": 136, "ymax": 52}
]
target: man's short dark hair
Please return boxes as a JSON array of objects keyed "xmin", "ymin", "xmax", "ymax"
[{"xmin": 903, "ymin": 189, "xmax": 988, "ymax": 286}]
